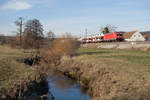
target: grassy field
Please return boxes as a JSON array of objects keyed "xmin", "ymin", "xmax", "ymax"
[
  {"xmin": 77, "ymin": 47, "xmax": 150, "ymax": 96},
  {"xmin": 0, "ymin": 45, "xmax": 33, "ymax": 89},
  {"xmin": 78, "ymin": 47, "xmax": 150, "ymax": 72}
]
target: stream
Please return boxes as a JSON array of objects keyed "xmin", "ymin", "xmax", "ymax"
[{"xmin": 46, "ymin": 71, "xmax": 91, "ymax": 100}]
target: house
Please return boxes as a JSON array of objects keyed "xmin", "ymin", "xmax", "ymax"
[{"xmin": 123, "ymin": 31, "xmax": 145, "ymax": 41}]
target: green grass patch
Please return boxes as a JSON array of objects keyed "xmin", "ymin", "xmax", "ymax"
[
  {"xmin": 78, "ymin": 47, "xmax": 150, "ymax": 66},
  {"xmin": 77, "ymin": 47, "xmax": 150, "ymax": 75}
]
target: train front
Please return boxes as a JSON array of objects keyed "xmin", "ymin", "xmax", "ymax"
[{"xmin": 116, "ymin": 32, "xmax": 124, "ymax": 41}]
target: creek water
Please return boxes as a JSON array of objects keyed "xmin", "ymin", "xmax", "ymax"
[{"xmin": 46, "ymin": 71, "xmax": 91, "ymax": 100}]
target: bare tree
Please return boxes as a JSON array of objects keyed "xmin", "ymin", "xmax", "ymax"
[
  {"xmin": 14, "ymin": 17, "xmax": 23, "ymax": 46},
  {"xmin": 100, "ymin": 24, "xmax": 117, "ymax": 34},
  {"xmin": 23, "ymin": 19, "xmax": 44, "ymax": 49}
]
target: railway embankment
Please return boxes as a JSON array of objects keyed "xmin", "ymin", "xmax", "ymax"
[
  {"xmin": 55, "ymin": 48, "xmax": 150, "ymax": 100},
  {"xmin": 83, "ymin": 41, "xmax": 150, "ymax": 50}
]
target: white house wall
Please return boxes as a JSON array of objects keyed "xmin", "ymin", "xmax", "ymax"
[{"xmin": 127, "ymin": 32, "xmax": 145, "ymax": 41}]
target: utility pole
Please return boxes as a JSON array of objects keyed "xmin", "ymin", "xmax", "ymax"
[
  {"xmin": 85, "ymin": 28, "xmax": 88, "ymax": 38},
  {"xmin": 19, "ymin": 17, "xmax": 23, "ymax": 46},
  {"xmin": 15, "ymin": 17, "xmax": 23, "ymax": 46}
]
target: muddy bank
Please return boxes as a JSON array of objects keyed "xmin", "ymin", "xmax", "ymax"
[
  {"xmin": 0, "ymin": 72, "xmax": 53, "ymax": 100},
  {"xmin": 55, "ymin": 56, "xmax": 150, "ymax": 100}
]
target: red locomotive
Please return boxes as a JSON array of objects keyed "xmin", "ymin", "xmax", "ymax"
[{"xmin": 103, "ymin": 32, "xmax": 124, "ymax": 41}]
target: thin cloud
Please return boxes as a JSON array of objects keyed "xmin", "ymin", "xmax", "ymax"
[{"xmin": 1, "ymin": 0, "xmax": 32, "ymax": 10}]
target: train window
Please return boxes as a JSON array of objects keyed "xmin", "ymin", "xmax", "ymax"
[{"xmin": 117, "ymin": 33, "xmax": 122, "ymax": 36}]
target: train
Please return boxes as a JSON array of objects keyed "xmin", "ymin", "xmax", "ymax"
[{"xmin": 82, "ymin": 32, "xmax": 124, "ymax": 43}]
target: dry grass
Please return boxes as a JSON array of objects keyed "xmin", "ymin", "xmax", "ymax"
[
  {"xmin": 0, "ymin": 45, "xmax": 33, "ymax": 90},
  {"xmin": 57, "ymin": 47, "xmax": 150, "ymax": 100},
  {"xmin": 78, "ymin": 48, "xmax": 150, "ymax": 99},
  {"xmin": 76, "ymin": 48, "xmax": 150, "ymax": 85}
]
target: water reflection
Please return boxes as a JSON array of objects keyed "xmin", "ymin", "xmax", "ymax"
[{"xmin": 47, "ymin": 71, "xmax": 91, "ymax": 100}]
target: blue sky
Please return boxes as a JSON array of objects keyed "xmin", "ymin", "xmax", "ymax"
[{"xmin": 0, "ymin": 0, "xmax": 150, "ymax": 37}]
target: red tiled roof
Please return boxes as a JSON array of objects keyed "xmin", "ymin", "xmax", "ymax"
[{"xmin": 123, "ymin": 31, "xmax": 137, "ymax": 39}]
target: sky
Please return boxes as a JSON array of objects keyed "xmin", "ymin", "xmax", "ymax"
[{"xmin": 0, "ymin": 0, "xmax": 150, "ymax": 37}]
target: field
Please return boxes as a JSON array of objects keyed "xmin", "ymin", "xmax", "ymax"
[
  {"xmin": 77, "ymin": 47, "xmax": 150, "ymax": 99},
  {"xmin": 0, "ymin": 45, "xmax": 33, "ymax": 90},
  {"xmin": 77, "ymin": 47, "xmax": 150, "ymax": 83},
  {"xmin": 78, "ymin": 47, "xmax": 150, "ymax": 68},
  {"xmin": 78, "ymin": 47, "xmax": 150, "ymax": 81}
]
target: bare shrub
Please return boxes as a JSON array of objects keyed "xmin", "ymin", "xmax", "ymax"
[
  {"xmin": 40, "ymin": 33, "xmax": 80, "ymax": 66},
  {"xmin": 52, "ymin": 34, "xmax": 80, "ymax": 56}
]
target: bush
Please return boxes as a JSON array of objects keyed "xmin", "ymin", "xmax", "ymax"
[
  {"xmin": 40, "ymin": 34, "xmax": 81, "ymax": 66},
  {"xmin": 52, "ymin": 34, "xmax": 80, "ymax": 56}
]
